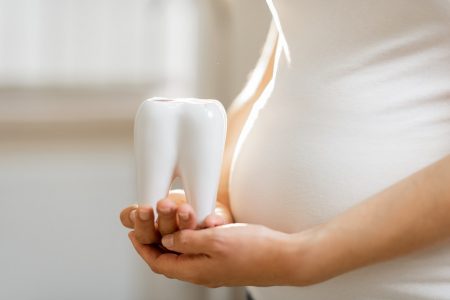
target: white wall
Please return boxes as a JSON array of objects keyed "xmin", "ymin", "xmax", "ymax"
[{"xmin": 0, "ymin": 0, "xmax": 198, "ymax": 90}]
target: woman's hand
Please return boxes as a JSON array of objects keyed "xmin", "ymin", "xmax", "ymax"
[
  {"xmin": 120, "ymin": 190, "xmax": 233, "ymax": 245},
  {"xmin": 127, "ymin": 223, "xmax": 311, "ymax": 287}
]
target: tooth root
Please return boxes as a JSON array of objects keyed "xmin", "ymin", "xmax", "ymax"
[
  {"xmin": 134, "ymin": 100, "xmax": 178, "ymax": 208},
  {"xmin": 179, "ymin": 102, "xmax": 226, "ymax": 222}
]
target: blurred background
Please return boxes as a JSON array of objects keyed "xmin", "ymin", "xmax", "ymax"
[{"xmin": 0, "ymin": 0, "xmax": 270, "ymax": 299}]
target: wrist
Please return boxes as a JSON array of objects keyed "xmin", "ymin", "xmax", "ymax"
[{"xmin": 284, "ymin": 224, "xmax": 343, "ymax": 286}]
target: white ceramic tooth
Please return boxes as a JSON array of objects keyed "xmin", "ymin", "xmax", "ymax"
[{"xmin": 134, "ymin": 97, "xmax": 227, "ymax": 223}]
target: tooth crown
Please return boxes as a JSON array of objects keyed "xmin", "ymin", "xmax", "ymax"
[{"xmin": 134, "ymin": 97, "xmax": 227, "ymax": 223}]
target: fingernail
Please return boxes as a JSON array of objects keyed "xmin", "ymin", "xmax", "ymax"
[
  {"xmin": 178, "ymin": 212, "xmax": 189, "ymax": 221},
  {"xmin": 139, "ymin": 209, "xmax": 150, "ymax": 221},
  {"xmin": 162, "ymin": 235, "xmax": 173, "ymax": 248},
  {"xmin": 130, "ymin": 210, "xmax": 136, "ymax": 223}
]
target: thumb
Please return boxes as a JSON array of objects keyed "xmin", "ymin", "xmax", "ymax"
[{"xmin": 161, "ymin": 229, "xmax": 213, "ymax": 254}]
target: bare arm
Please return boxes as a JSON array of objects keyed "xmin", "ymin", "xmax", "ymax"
[
  {"xmin": 129, "ymin": 153, "xmax": 450, "ymax": 287},
  {"xmin": 291, "ymin": 154, "xmax": 450, "ymax": 285}
]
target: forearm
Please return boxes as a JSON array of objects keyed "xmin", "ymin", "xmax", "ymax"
[{"xmin": 290, "ymin": 154, "xmax": 450, "ymax": 285}]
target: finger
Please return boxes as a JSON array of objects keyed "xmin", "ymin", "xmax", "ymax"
[
  {"xmin": 120, "ymin": 205, "xmax": 138, "ymax": 229},
  {"xmin": 201, "ymin": 214, "xmax": 225, "ymax": 229},
  {"xmin": 157, "ymin": 198, "xmax": 179, "ymax": 235},
  {"xmin": 135, "ymin": 206, "xmax": 160, "ymax": 244},
  {"xmin": 130, "ymin": 232, "xmax": 208, "ymax": 282},
  {"xmin": 129, "ymin": 232, "xmax": 182, "ymax": 276},
  {"xmin": 177, "ymin": 203, "xmax": 197, "ymax": 230},
  {"xmin": 161, "ymin": 229, "xmax": 215, "ymax": 254},
  {"xmin": 129, "ymin": 231, "xmax": 166, "ymax": 273}
]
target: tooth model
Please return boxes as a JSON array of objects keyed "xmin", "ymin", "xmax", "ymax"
[{"xmin": 134, "ymin": 97, "xmax": 227, "ymax": 223}]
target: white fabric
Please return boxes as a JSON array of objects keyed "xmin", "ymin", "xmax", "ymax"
[{"xmin": 229, "ymin": 1, "xmax": 450, "ymax": 299}]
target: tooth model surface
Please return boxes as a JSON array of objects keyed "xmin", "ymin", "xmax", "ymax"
[{"xmin": 134, "ymin": 97, "xmax": 227, "ymax": 223}]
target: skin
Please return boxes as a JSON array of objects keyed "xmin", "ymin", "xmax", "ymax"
[
  {"xmin": 120, "ymin": 33, "xmax": 450, "ymax": 287},
  {"xmin": 121, "ymin": 155, "xmax": 450, "ymax": 287}
]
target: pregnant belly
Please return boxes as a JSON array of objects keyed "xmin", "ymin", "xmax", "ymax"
[{"xmin": 228, "ymin": 106, "xmax": 447, "ymax": 233}]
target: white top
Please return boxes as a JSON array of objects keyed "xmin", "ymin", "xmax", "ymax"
[{"xmin": 229, "ymin": 1, "xmax": 450, "ymax": 299}]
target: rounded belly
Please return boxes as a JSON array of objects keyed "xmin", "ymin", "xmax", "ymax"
[{"xmin": 229, "ymin": 89, "xmax": 449, "ymax": 233}]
